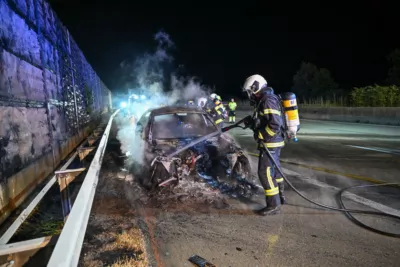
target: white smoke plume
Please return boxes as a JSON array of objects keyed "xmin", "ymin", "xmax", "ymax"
[{"xmin": 116, "ymin": 30, "xmax": 212, "ymax": 165}]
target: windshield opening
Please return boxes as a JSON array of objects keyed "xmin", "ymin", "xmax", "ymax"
[{"xmin": 152, "ymin": 112, "xmax": 218, "ymax": 139}]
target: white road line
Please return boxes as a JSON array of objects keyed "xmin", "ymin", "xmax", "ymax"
[
  {"xmin": 237, "ymin": 133, "xmax": 399, "ymax": 142},
  {"xmin": 298, "ymin": 135, "xmax": 400, "ymax": 141},
  {"xmin": 248, "ymin": 151, "xmax": 400, "ymax": 216},
  {"xmin": 301, "ymin": 119, "xmax": 400, "ymax": 128},
  {"xmin": 295, "ymin": 175, "xmax": 400, "ymax": 217},
  {"xmin": 347, "ymin": 145, "xmax": 400, "ymax": 156}
]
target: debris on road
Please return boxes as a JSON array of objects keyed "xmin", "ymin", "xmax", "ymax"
[{"xmin": 188, "ymin": 254, "xmax": 217, "ymax": 267}]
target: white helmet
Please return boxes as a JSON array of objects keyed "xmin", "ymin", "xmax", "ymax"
[
  {"xmin": 198, "ymin": 97, "xmax": 207, "ymax": 107},
  {"xmin": 242, "ymin": 74, "xmax": 268, "ymax": 99},
  {"xmin": 210, "ymin": 93, "xmax": 217, "ymax": 100}
]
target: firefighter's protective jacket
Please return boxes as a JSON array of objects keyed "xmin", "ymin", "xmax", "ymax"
[
  {"xmin": 207, "ymin": 99, "xmax": 226, "ymax": 125},
  {"xmin": 255, "ymin": 91, "xmax": 285, "ymax": 148}
]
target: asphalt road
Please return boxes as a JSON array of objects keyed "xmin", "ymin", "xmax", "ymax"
[{"xmin": 139, "ymin": 112, "xmax": 400, "ymax": 267}]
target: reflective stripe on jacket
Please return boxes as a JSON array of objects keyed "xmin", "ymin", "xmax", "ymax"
[{"xmin": 208, "ymin": 100, "xmax": 225, "ymax": 125}]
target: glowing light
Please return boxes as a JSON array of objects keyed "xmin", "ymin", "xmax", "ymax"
[
  {"xmin": 140, "ymin": 95, "xmax": 146, "ymax": 99},
  {"xmin": 120, "ymin": 102, "xmax": 127, "ymax": 108},
  {"xmin": 132, "ymin": 94, "xmax": 139, "ymax": 99}
]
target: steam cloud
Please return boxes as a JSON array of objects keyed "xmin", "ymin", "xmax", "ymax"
[{"xmin": 116, "ymin": 30, "xmax": 212, "ymax": 165}]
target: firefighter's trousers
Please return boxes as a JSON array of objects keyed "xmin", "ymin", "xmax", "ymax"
[{"xmin": 258, "ymin": 147, "xmax": 283, "ymax": 207}]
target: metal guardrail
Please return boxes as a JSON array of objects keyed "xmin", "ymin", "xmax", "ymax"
[
  {"xmin": 0, "ymin": 152, "xmax": 78, "ymax": 245},
  {"xmin": 0, "ymin": 110, "xmax": 119, "ymax": 266},
  {"xmin": 47, "ymin": 110, "xmax": 119, "ymax": 267}
]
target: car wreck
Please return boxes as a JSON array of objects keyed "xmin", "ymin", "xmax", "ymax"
[{"xmin": 130, "ymin": 106, "xmax": 258, "ymax": 198}]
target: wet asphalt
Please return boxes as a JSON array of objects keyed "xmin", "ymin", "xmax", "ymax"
[{"xmin": 138, "ymin": 111, "xmax": 400, "ymax": 267}]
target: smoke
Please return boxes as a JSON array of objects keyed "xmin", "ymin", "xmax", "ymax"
[{"xmin": 116, "ymin": 30, "xmax": 212, "ymax": 165}]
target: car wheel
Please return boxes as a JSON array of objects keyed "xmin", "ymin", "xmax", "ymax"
[{"xmin": 148, "ymin": 161, "xmax": 170, "ymax": 190}]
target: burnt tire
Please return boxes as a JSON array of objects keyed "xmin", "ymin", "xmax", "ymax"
[
  {"xmin": 232, "ymin": 154, "xmax": 251, "ymax": 176},
  {"xmin": 147, "ymin": 162, "xmax": 170, "ymax": 190}
]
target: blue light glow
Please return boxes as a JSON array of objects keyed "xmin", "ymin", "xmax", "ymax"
[
  {"xmin": 120, "ymin": 102, "xmax": 127, "ymax": 108},
  {"xmin": 141, "ymin": 95, "xmax": 146, "ymax": 99}
]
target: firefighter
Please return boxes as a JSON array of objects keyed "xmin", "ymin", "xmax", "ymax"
[
  {"xmin": 207, "ymin": 93, "xmax": 227, "ymax": 129},
  {"xmin": 228, "ymin": 98, "xmax": 237, "ymax": 123},
  {"xmin": 242, "ymin": 74, "xmax": 286, "ymax": 215}
]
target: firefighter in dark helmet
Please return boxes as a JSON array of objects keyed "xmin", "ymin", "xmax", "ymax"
[{"xmin": 242, "ymin": 74, "xmax": 286, "ymax": 215}]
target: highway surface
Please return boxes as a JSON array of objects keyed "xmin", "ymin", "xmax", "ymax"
[
  {"xmin": 82, "ymin": 112, "xmax": 400, "ymax": 267},
  {"xmin": 145, "ymin": 113, "xmax": 400, "ymax": 267}
]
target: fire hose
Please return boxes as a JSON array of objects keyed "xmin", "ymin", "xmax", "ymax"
[{"xmin": 259, "ymin": 136, "xmax": 400, "ymax": 238}]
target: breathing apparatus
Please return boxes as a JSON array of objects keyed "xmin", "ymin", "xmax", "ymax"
[{"xmin": 279, "ymin": 92, "xmax": 300, "ymax": 142}]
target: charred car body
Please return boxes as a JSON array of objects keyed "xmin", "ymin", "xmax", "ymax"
[{"xmin": 131, "ymin": 106, "xmax": 258, "ymax": 198}]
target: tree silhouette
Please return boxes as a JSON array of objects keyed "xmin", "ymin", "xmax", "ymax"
[
  {"xmin": 293, "ymin": 62, "xmax": 339, "ymax": 99},
  {"xmin": 386, "ymin": 49, "xmax": 400, "ymax": 86}
]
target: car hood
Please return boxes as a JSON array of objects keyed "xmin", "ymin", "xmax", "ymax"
[
  {"xmin": 152, "ymin": 135, "xmax": 237, "ymax": 156},
  {"xmin": 153, "ymin": 137, "xmax": 214, "ymax": 152}
]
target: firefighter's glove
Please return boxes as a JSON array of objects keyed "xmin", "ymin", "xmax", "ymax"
[
  {"xmin": 253, "ymin": 131, "xmax": 259, "ymax": 142},
  {"xmin": 243, "ymin": 115, "xmax": 253, "ymax": 129},
  {"xmin": 252, "ymin": 117, "xmax": 260, "ymax": 131}
]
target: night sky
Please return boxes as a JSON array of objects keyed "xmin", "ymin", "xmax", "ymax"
[{"xmin": 49, "ymin": 1, "xmax": 400, "ymax": 97}]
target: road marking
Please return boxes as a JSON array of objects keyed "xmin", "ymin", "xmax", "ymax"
[
  {"xmin": 267, "ymin": 234, "xmax": 279, "ymax": 256},
  {"xmin": 296, "ymin": 175, "xmax": 400, "ymax": 217},
  {"xmin": 301, "ymin": 119, "xmax": 400, "ymax": 128},
  {"xmin": 297, "ymin": 135, "xmax": 400, "ymax": 141},
  {"xmin": 247, "ymin": 152, "xmax": 400, "ymax": 217},
  {"xmin": 346, "ymin": 145, "xmax": 400, "ymax": 156},
  {"xmin": 247, "ymin": 152, "xmax": 388, "ymax": 185},
  {"xmin": 239, "ymin": 134, "xmax": 400, "ymax": 142}
]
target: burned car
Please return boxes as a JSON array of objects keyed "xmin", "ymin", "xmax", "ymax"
[{"xmin": 131, "ymin": 105, "xmax": 258, "ymax": 198}]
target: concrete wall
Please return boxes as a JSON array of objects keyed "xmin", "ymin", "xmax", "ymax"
[
  {"xmin": 298, "ymin": 107, "xmax": 400, "ymax": 126},
  {"xmin": 0, "ymin": 0, "xmax": 112, "ymax": 224}
]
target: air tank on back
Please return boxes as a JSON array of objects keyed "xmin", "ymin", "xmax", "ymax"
[{"xmin": 281, "ymin": 92, "xmax": 300, "ymax": 142}]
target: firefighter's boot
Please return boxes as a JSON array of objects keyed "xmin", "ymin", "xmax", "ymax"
[
  {"xmin": 278, "ymin": 182, "xmax": 286, "ymax": 205},
  {"xmin": 257, "ymin": 196, "xmax": 281, "ymax": 216}
]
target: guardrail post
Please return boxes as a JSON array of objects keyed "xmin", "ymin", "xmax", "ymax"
[
  {"xmin": 57, "ymin": 173, "xmax": 71, "ymax": 220},
  {"xmin": 87, "ymin": 136, "xmax": 98, "ymax": 146},
  {"xmin": 55, "ymin": 168, "xmax": 86, "ymax": 220},
  {"xmin": 77, "ymin": 147, "xmax": 96, "ymax": 161}
]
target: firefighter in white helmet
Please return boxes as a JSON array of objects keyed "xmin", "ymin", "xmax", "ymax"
[
  {"xmin": 243, "ymin": 74, "xmax": 286, "ymax": 215},
  {"xmin": 206, "ymin": 93, "xmax": 227, "ymax": 128}
]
